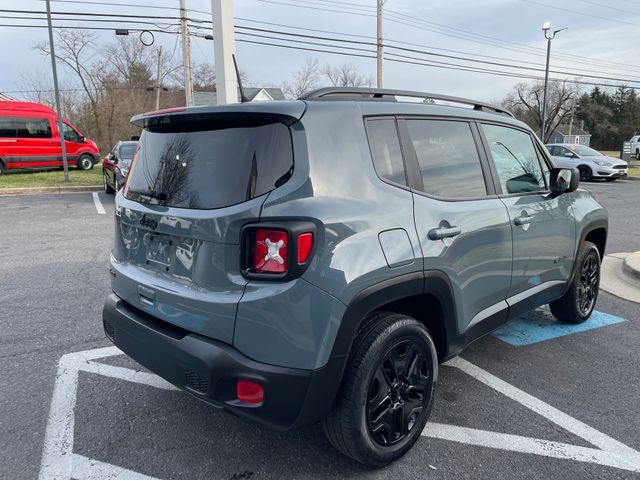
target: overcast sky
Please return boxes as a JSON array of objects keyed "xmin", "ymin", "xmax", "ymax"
[{"xmin": 1, "ymin": 0, "xmax": 639, "ymax": 102}]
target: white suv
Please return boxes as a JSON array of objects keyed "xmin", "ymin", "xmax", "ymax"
[
  {"xmin": 630, "ymin": 135, "xmax": 640, "ymax": 160},
  {"xmin": 546, "ymin": 143, "xmax": 628, "ymax": 182}
]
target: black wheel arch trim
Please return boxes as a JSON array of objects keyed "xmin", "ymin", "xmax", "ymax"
[
  {"xmin": 562, "ymin": 218, "xmax": 608, "ymax": 297},
  {"xmin": 297, "ymin": 271, "xmax": 462, "ymax": 427}
]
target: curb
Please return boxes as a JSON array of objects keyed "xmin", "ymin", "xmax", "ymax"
[
  {"xmin": 622, "ymin": 252, "xmax": 640, "ymax": 281},
  {"xmin": 0, "ymin": 185, "xmax": 102, "ymax": 196}
]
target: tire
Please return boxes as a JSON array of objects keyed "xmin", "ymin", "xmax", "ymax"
[
  {"xmin": 103, "ymin": 172, "xmax": 115, "ymax": 194},
  {"xmin": 605, "ymin": 177, "xmax": 617, "ymax": 182},
  {"xmin": 0, "ymin": 161, "xmax": 4, "ymax": 176},
  {"xmin": 578, "ymin": 166, "xmax": 593, "ymax": 182},
  {"xmin": 550, "ymin": 241, "xmax": 601, "ymax": 324},
  {"xmin": 323, "ymin": 312, "xmax": 438, "ymax": 467},
  {"xmin": 77, "ymin": 154, "xmax": 94, "ymax": 171}
]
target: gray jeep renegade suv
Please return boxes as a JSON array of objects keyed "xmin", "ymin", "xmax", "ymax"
[{"xmin": 103, "ymin": 87, "xmax": 607, "ymax": 467}]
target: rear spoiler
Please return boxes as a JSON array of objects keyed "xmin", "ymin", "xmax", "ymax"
[{"xmin": 130, "ymin": 101, "xmax": 306, "ymax": 130}]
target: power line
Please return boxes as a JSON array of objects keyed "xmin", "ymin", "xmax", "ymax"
[
  {"xmin": 26, "ymin": 0, "xmax": 640, "ymax": 75},
  {"xmin": 2, "ymin": 14, "xmax": 179, "ymax": 30},
  {"xmin": 228, "ymin": 25, "xmax": 640, "ymax": 82},
  {"xmin": 7, "ymin": 8, "xmax": 640, "ymax": 85},
  {"xmin": 576, "ymin": 0, "xmax": 640, "ymax": 16},
  {"xmin": 37, "ymin": 0, "xmax": 211, "ymax": 15},
  {"xmin": 36, "ymin": 0, "xmax": 180, "ymax": 12},
  {"xmin": 232, "ymin": 29, "xmax": 640, "ymax": 86},
  {"xmin": 520, "ymin": 0, "xmax": 640, "ymax": 28},
  {"xmin": 258, "ymin": 0, "xmax": 640, "ymax": 74},
  {"xmin": 236, "ymin": 36, "xmax": 640, "ymax": 89}
]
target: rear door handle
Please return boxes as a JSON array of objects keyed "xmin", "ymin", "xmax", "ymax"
[
  {"xmin": 428, "ymin": 226, "xmax": 461, "ymax": 240},
  {"xmin": 514, "ymin": 215, "xmax": 533, "ymax": 226}
]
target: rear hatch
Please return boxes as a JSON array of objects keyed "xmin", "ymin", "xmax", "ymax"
[{"xmin": 111, "ymin": 103, "xmax": 305, "ymax": 344}]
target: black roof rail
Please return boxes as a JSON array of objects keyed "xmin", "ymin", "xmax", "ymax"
[{"xmin": 299, "ymin": 87, "xmax": 514, "ymax": 118}]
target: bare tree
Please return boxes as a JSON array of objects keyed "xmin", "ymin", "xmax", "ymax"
[
  {"xmin": 33, "ymin": 29, "xmax": 184, "ymax": 151},
  {"xmin": 502, "ymin": 80, "xmax": 580, "ymax": 142},
  {"xmin": 192, "ymin": 63, "xmax": 216, "ymax": 91},
  {"xmin": 282, "ymin": 58, "xmax": 320, "ymax": 98},
  {"xmin": 322, "ymin": 62, "xmax": 373, "ymax": 88}
]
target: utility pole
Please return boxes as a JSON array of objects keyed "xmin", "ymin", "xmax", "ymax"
[
  {"xmin": 45, "ymin": 0, "xmax": 69, "ymax": 182},
  {"xmin": 376, "ymin": 0, "xmax": 384, "ymax": 88},
  {"xmin": 155, "ymin": 45, "xmax": 163, "ymax": 110},
  {"xmin": 212, "ymin": 0, "xmax": 238, "ymax": 104},
  {"xmin": 179, "ymin": 0, "xmax": 193, "ymax": 106},
  {"xmin": 540, "ymin": 22, "xmax": 566, "ymax": 142}
]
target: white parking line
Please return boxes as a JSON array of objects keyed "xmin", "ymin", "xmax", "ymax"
[
  {"xmin": 92, "ymin": 192, "xmax": 105, "ymax": 214},
  {"xmin": 39, "ymin": 347, "xmax": 640, "ymax": 479}
]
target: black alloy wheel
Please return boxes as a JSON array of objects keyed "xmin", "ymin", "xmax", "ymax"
[
  {"xmin": 550, "ymin": 241, "xmax": 600, "ymax": 324},
  {"xmin": 576, "ymin": 249, "xmax": 599, "ymax": 317},
  {"xmin": 366, "ymin": 339, "xmax": 432, "ymax": 446},
  {"xmin": 579, "ymin": 166, "xmax": 592, "ymax": 182}
]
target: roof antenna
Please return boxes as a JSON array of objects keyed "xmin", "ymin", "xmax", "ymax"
[{"xmin": 232, "ymin": 54, "xmax": 249, "ymax": 103}]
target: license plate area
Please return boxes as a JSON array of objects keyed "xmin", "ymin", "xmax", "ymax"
[{"xmin": 144, "ymin": 233, "xmax": 173, "ymax": 267}]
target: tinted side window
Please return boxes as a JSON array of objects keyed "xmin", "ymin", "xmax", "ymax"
[
  {"xmin": 405, "ymin": 119, "xmax": 487, "ymax": 198},
  {"xmin": 0, "ymin": 117, "xmax": 16, "ymax": 137},
  {"xmin": 482, "ymin": 124, "xmax": 546, "ymax": 194},
  {"xmin": 15, "ymin": 117, "xmax": 52, "ymax": 138},
  {"xmin": 547, "ymin": 145, "xmax": 558, "ymax": 156},
  {"xmin": 62, "ymin": 123, "xmax": 82, "ymax": 142},
  {"xmin": 365, "ymin": 118, "xmax": 407, "ymax": 186}
]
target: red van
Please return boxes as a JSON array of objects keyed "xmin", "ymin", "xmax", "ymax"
[{"xmin": 0, "ymin": 101, "xmax": 100, "ymax": 175}]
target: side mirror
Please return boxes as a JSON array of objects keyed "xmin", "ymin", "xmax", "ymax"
[
  {"xmin": 79, "ymin": 136, "xmax": 86, "ymax": 143},
  {"xmin": 550, "ymin": 168, "xmax": 579, "ymax": 195},
  {"xmin": 563, "ymin": 152, "xmax": 576, "ymax": 158}
]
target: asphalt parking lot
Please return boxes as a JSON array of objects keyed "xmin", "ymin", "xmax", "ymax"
[{"xmin": 1, "ymin": 180, "xmax": 639, "ymax": 480}]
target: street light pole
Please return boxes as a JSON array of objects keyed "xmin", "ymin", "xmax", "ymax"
[
  {"xmin": 45, "ymin": 0, "xmax": 69, "ymax": 182},
  {"xmin": 540, "ymin": 22, "xmax": 566, "ymax": 143}
]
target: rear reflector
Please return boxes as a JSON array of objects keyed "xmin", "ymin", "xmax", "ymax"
[
  {"xmin": 297, "ymin": 233, "xmax": 313, "ymax": 264},
  {"xmin": 254, "ymin": 229, "xmax": 288, "ymax": 274},
  {"xmin": 236, "ymin": 380, "xmax": 264, "ymax": 404}
]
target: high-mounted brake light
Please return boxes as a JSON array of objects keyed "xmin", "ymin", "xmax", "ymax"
[
  {"xmin": 143, "ymin": 106, "xmax": 186, "ymax": 116},
  {"xmin": 236, "ymin": 380, "xmax": 264, "ymax": 404},
  {"xmin": 254, "ymin": 229, "xmax": 288, "ymax": 273},
  {"xmin": 297, "ymin": 233, "xmax": 313, "ymax": 264}
]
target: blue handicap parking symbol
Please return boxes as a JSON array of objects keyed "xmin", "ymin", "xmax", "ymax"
[{"xmin": 493, "ymin": 308, "xmax": 626, "ymax": 347}]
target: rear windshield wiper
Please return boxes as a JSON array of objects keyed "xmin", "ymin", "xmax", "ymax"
[{"xmin": 127, "ymin": 188, "xmax": 168, "ymax": 201}]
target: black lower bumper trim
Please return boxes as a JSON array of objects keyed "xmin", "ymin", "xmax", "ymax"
[{"xmin": 102, "ymin": 293, "xmax": 344, "ymax": 430}]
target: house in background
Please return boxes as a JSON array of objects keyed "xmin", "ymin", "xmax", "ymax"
[
  {"xmin": 192, "ymin": 87, "xmax": 285, "ymax": 106},
  {"xmin": 547, "ymin": 122, "xmax": 591, "ymax": 146}
]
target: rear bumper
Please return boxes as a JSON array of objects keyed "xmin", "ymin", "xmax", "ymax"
[{"xmin": 102, "ymin": 293, "xmax": 345, "ymax": 431}]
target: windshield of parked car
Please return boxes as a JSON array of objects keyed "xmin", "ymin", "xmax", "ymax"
[
  {"xmin": 119, "ymin": 144, "xmax": 137, "ymax": 164},
  {"xmin": 569, "ymin": 145, "xmax": 602, "ymax": 157}
]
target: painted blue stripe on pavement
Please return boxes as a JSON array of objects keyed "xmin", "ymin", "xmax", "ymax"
[{"xmin": 493, "ymin": 309, "xmax": 625, "ymax": 346}]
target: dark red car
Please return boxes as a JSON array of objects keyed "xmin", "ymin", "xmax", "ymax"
[{"xmin": 102, "ymin": 140, "xmax": 137, "ymax": 193}]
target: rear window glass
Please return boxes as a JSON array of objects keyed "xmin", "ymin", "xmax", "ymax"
[
  {"xmin": 119, "ymin": 143, "xmax": 137, "ymax": 159},
  {"xmin": 124, "ymin": 122, "xmax": 293, "ymax": 209}
]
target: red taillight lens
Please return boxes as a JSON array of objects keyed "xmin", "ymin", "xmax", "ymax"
[
  {"xmin": 254, "ymin": 229, "xmax": 288, "ymax": 273},
  {"xmin": 236, "ymin": 380, "xmax": 264, "ymax": 404},
  {"xmin": 297, "ymin": 233, "xmax": 313, "ymax": 264}
]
